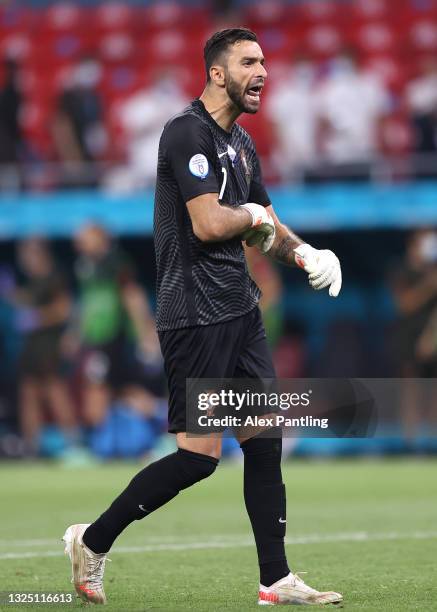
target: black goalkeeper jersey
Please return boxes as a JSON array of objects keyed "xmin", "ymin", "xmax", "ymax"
[{"xmin": 153, "ymin": 99, "xmax": 271, "ymax": 331}]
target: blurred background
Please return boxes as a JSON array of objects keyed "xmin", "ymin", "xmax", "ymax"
[{"xmin": 0, "ymin": 0, "xmax": 436, "ymax": 462}]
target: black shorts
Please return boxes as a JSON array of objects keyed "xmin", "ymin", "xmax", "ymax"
[{"xmin": 158, "ymin": 306, "xmax": 276, "ymax": 433}]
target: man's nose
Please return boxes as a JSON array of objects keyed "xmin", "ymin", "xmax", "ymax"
[{"xmin": 258, "ymin": 63, "xmax": 267, "ymax": 79}]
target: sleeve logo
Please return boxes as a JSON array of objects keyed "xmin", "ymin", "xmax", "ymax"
[{"xmin": 189, "ymin": 154, "xmax": 209, "ymax": 179}]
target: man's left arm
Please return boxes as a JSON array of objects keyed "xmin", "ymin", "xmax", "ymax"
[
  {"xmin": 263, "ymin": 205, "xmax": 303, "ymax": 265},
  {"xmin": 246, "ymin": 155, "xmax": 342, "ymax": 297},
  {"xmin": 252, "ymin": 204, "xmax": 343, "ymax": 298}
]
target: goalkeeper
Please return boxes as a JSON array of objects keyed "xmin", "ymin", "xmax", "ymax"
[{"xmin": 62, "ymin": 28, "xmax": 342, "ymax": 606}]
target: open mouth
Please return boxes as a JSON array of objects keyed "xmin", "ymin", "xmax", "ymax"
[{"xmin": 246, "ymin": 84, "xmax": 263, "ymax": 100}]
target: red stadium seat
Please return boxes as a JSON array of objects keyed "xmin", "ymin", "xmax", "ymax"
[
  {"xmin": 245, "ymin": 1, "xmax": 287, "ymax": 29},
  {"xmin": 348, "ymin": 22, "xmax": 400, "ymax": 55},
  {"xmin": 100, "ymin": 65, "xmax": 148, "ymax": 101},
  {"xmin": 40, "ymin": 2, "xmax": 83, "ymax": 33},
  {"xmin": 22, "ymin": 63, "xmax": 85, "ymax": 102},
  {"xmin": 0, "ymin": 6, "xmax": 35, "ymax": 36},
  {"xmin": 18, "ymin": 67, "xmax": 47, "ymax": 99},
  {"xmin": 255, "ymin": 26, "xmax": 300, "ymax": 61},
  {"xmin": 361, "ymin": 55, "xmax": 408, "ymax": 92},
  {"xmin": 98, "ymin": 32, "xmax": 135, "ymax": 63},
  {"xmin": 22, "ymin": 32, "xmax": 96, "ymax": 70},
  {"xmin": 0, "ymin": 33, "xmax": 33, "ymax": 62},
  {"xmin": 304, "ymin": 25, "xmax": 343, "ymax": 58},
  {"xmin": 408, "ymin": 18, "xmax": 437, "ymax": 52},
  {"xmin": 179, "ymin": 66, "xmax": 203, "ymax": 98},
  {"xmin": 134, "ymin": 2, "xmax": 209, "ymax": 34},
  {"xmin": 46, "ymin": 32, "xmax": 95, "ymax": 63},
  {"xmin": 294, "ymin": 0, "xmax": 340, "ymax": 24},
  {"xmin": 379, "ymin": 111, "xmax": 413, "ymax": 156},
  {"xmin": 137, "ymin": 30, "xmax": 203, "ymax": 68},
  {"xmin": 262, "ymin": 59, "xmax": 292, "ymax": 88},
  {"xmin": 139, "ymin": 1, "xmax": 184, "ymax": 31},
  {"xmin": 93, "ymin": 3, "xmax": 134, "ymax": 32},
  {"xmin": 347, "ymin": 0, "xmax": 393, "ymax": 21},
  {"xmin": 19, "ymin": 97, "xmax": 56, "ymax": 157},
  {"xmin": 403, "ymin": 0, "xmax": 437, "ymax": 18}
]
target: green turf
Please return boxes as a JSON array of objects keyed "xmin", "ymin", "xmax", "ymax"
[{"xmin": 1, "ymin": 458, "xmax": 436, "ymax": 611}]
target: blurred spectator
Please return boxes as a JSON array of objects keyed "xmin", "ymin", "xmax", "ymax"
[
  {"xmin": 2, "ymin": 2, "xmax": 437, "ymax": 187},
  {"xmin": 392, "ymin": 229, "xmax": 437, "ymax": 377},
  {"xmin": 0, "ymin": 267, "xmax": 20, "ymax": 444},
  {"xmin": 15, "ymin": 238, "xmax": 78, "ymax": 456},
  {"xmin": 211, "ymin": 0, "xmax": 240, "ymax": 25},
  {"xmin": 316, "ymin": 51, "xmax": 390, "ymax": 166},
  {"xmin": 416, "ymin": 305, "xmax": 437, "ymax": 366},
  {"xmin": 104, "ymin": 71, "xmax": 188, "ymax": 192},
  {"xmin": 406, "ymin": 57, "xmax": 437, "ymax": 154},
  {"xmin": 391, "ymin": 229, "xmax": 437, "ymax": 440},
  {"xmin": 66, "ymin": 224, "xmax": 163, "ymax": 436},
  {"xmin": 0, "ymin": 59, "xmax": 23, "ymax": 190},
  {"xmin": 244, "ymin": 244, "xmax": 284, "ymax": 348},
  {"xmin": 51, "ymin": 57, "xmax": 107, "ymax": 188},
  {"xmin": 266, "ymin": 58, "xmax": 318, "ymax": 180},
  {"xmin": 211, "ymin": 0, "xmax": 236, "ymax": 17}
]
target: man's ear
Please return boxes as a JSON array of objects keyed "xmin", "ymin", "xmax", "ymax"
[{"xmin": 209, "ymin": 65, "xmax": 226, "ymax": 88}]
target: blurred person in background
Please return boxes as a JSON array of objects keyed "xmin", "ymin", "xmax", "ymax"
[
  {"xmin": 266, "ymin": 57, "xmax": 318, "ymax": 180},
  {"xmin": 51, "ymin": 57, "xmax": 107, "ymax": 188},
  {"xmin": 15, "ymin": 238, "xmax": 78, "ymax": 457},
  {"xmin": 0, "ymin": 266, "xmax": 21, "ymax": 454},
  {"xmin": 65, "ymin": 224, "xmax": 163, "ymax": 449},
  {"xmin": 104, "ymin": 70, "xmax": 188, "ymax": 192},
  {"xmin": 0, "ymin": 58, "xmax": 23, "ymax": 190},
  {"xmin": 416, "ymin": 305, "xmax": 437, "ymax": 369},
  {"xmin": 244, "ymin": 243, "xmax": 284, "ymax": 349},
  {"xmin": 406, "ymin": 57, "xmax": 437, "ymax": 174},
  {"xmin": 315, "ymin": 51, "xmax": 390, "ymax": 175},
  {"xmin": 391, "ymin": 228, "xmax": 437, "ymax": 440},
  {"xmin": 211, "ymin": 0, "xmax": 240, "ymax": 25}
]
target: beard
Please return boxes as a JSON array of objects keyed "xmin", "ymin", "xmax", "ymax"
[{"xmin": 225, "ymin": 70, "xmax": 258, "ymax": 114}]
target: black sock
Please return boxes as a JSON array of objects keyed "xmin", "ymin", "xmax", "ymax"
[
  {"xmin": 83, "ymin": 449, "xmax": 218, "ymax": 554},
  {"xmin": 241, "ymin": 428, "xmax": 290, "ymax": 587}
]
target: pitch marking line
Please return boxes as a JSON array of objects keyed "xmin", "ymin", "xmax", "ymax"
[{"xmin": 0, "ymin": 531, "xmax": 437, "ymax": 560}]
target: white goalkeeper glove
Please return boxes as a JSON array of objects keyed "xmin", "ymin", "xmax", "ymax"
[
  {"xmin": 294, "ymin": 243, "xmax": 342, "ymax": 297},
  {"xmin": 240, "ymin": 203, "xmax": 276, "ymax": 254}
]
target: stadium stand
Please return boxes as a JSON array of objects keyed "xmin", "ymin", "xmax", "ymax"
[{"xmin": 1, "ymin": 0, "xmax": 437, "ymax": 178}]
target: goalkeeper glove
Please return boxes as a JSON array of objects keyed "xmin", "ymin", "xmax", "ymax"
[
  {"xmin": 240, "ymin": 203, "xmax": 276, "ymax": 254},
  {"xmin": 294, "ymin": 243, "xmax": 342, "ymax": 297}
]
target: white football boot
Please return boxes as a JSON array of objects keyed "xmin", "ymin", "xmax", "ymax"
[
  {"xmin": 62, "ymin": 523, "xmax": 109, "ymax": 604},
  {"xmin": 258, "ymin": 572, "xmax": 343, "ymax": 606}
]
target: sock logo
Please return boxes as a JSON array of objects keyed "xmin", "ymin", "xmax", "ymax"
[
  {"xmin": 279, "ymin": 517, "xmax": 286, "ymax": 523},
  {"xmin": 138, "ymin": 505, "xmax": 149, "ymax": 513}
]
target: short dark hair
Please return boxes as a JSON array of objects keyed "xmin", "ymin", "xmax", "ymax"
[{"xmin": 203, "ymin": 28, "xmax": 258, "ymax": 82}]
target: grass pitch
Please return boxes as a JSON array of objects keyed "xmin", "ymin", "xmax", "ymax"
[{"xmin": 1, "ymin": 458, "xmax": 436, "ymax": 611}]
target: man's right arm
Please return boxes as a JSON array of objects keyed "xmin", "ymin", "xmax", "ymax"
[
  {"xmin": 163, "ymin": 115, "xmax": 271, "ymax": 243},
  {"xmin": 186, "ymin": 193, "xmax": 252, "ymax": 242}
]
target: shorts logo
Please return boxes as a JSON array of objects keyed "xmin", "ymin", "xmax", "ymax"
[{"xmin": 189, "ymin": 154, "xmax": 209, "ymax": 179}]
